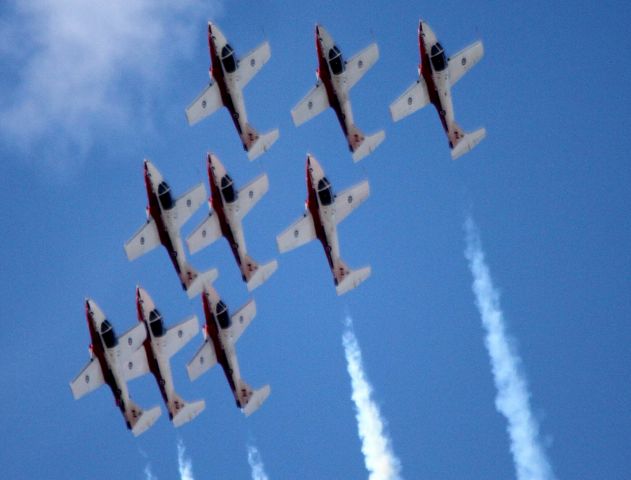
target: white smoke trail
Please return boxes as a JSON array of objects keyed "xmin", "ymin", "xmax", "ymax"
[
  {"xmin": 342, "ymin": 317, "xmax": 402, "ymax": 480},
  {"xmin": 177, "ymin": 438, "xmax": 195, "ymax": 480},
  {"xmin": 247, "ymin": 444, "xmax": 270, "ymax": 480},
  {"xmin": 464, "ymin": 217, "xmax": 556, "ymax": 480},
  {"xmin": 143, "ymin": 464, "xmax": 157, "ymax": 480}
]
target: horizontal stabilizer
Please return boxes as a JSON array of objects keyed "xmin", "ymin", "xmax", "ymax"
[
  {"xmin": 242, "ymin": 384, "xmax": 271, "ymax": 417},
  {"xmin": 246, "ymin": 259, "xmax": 278, "ymax": 292},
  {"xmin": 186, "ymin": 268, "xmax": 219, "ymax": 299},
  {"xmin": 128, "ymin": 403, "xmax": 161, "ymax": 437},
  {"xmin": 171, "ymin": 398, "xmax": 206, "ymax": 428},
  {"xmin": 246, "ymin": 128, "xmax": 279, "ymax": 161},
  {"xmin": 336, "ymin": 266, "xmax": 371, "ymax": 296},
  {"xmin": 351, "ymin": 130, "xmax": 385, "ymax": 162},
  {"xmin": 450, "ymin": 127, "xmax": 486, "ymax": 160}
]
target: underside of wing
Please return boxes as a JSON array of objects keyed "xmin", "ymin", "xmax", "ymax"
[
  {"xmin": 186, "ymin": 81, "xmax": 222, "ymax": 126},
  {"xmin": 291, "ymin": 83, "xmax": 329, "ymax": 127},
  {"xmin": 389, "ymin": 79, "xmax": 430, "ymax": 122},
  {"xmin": 186, "ymin": 211, "xmax": 222, "ymax": 255},
  {"xmin": 345, "ymin": 43, "xmax": 379, "ymax": 90},
  {"xmin": 122, "ymin": 347, "xmax": 151, "ymax": 382},
  {"xmin": 237, "ymin": 41, "xmax": 271, "ymax": 89},
  {"xmin": 236, "ymin": 173, "xmax": 269, "ymax": 220},
  {"xmin": 334, "ymin": 180, "xmax": 370, "ymax": 225},
  {"xmin": 276, "ymin": 212, "xmax": 316, "ymax": 253},
  {"xmin": 124, "ymin": 219, "xmax": 160, "ymax": 261},
  {"xmin": 70, "ymin": 359, "xmax": 105, "ymax": 400},
  {"xmin": 163, "ymin": 315, "xmax": 199, "ymax": 358},
  {"xmin": 448, "ymin": 40, "xmax": 484, "ymax": 86},
  {"xmin": 225, "ymin": 299, "xmax": 256, "ymax": 345},
  {"xmin": 167, "ymin": 183, "xmax": 207, "ymax": 229},
  {"xmin": 187, "ymin": 340, "xmax": 218, "ymax": 381},
  {"xmin": 118, "ymin": 323, "xmax": 147, "ymax": 361}
]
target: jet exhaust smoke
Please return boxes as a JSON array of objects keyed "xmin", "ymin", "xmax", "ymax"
[
  {"xmin": 177, "ymin": 438, "xmax": 195, "ymax": 480},
  {"xmin": 144, "ymin": 464, "xmax": 157, "ymax": 480},
  {"xmin": 247, "ymin": 443, "xmax": 270, "ymax": 480},
  {"xmin": 464, "ymin": 217, "xmax": 556, "ymax": 480},
  {"xmin": 342, "ymin": 316, "xmax": 402, "ymax": 480}
]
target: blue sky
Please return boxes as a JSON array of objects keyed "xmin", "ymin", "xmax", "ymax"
[{"xmin": 1, "ymin": 1, "xmax": 630, "ymax": 479}]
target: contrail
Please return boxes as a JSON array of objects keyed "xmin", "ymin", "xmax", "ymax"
[
  {"xmin": 342, "ymin": 316, "xmax": 402, "ymax": 480},
  {"xmin": 247, "ymin": 443, "xmax": 270, "ymax": 480},
  {"xmin": 177, "ymin": 438, "xmax": 195, "ymax": 480},
  {"xmin": 464, "ymin": 217, "xmax": 556, "ymax": 480}
]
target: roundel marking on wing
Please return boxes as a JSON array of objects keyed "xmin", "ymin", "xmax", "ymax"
[
  {"xmin": 187, "ymin": 199, "xmax": 192, "ymax": 207},
  {"xmin": 293, "ymin": 229, "xmax": 299, "ymax": 238},
  {"xmin": 462, "ymin": 57, "xmax": 467, "ymax": 66},
  {"xmin": 140, "ymin": 236, "xmax": 145, "ymax": 245},
  {"xmin": 249, "ymin": 190, "xmax": 254, "ymax": 199},
  {"xmin": 85, "ymin": 375, "xmax": 90, "ymax": 384},
  {"xmin": 200, "ymin": 355, "xmax": 204, "ymax": 365},
  {"xmin": 308, "ymin": 100, "xmax": 313, "ymax": 110},
  {"xmin": 250, "ymin": 58, "xmax": 256, "ymax": 67},
  {"xmin": 202, "ymin": 100, "xmax": 207, "ymax": 109},
  {"xmin": 347, "ymin": 195, "xmax": 353, "ymax": 204},
  {"xmin": 239, "ymin": 315, "xmax": 244, "ymax": 324},
  {"xmin": 358, "ymin": 59, "xmax": 363, "ymax": 69},
  {"xmin": 202, "ymin": 229, "xmax": 207, "ymax": 238},
  {"xmin": 128, "ymin": 337, "xmax": 133, "ymax": 346},
  {"xmin": 178, "ymin": 329, "xmax": 183, "ymax": 338},
  {"xmin": 407, "ymin": 96, "xmax": 413, "ymax": 105},
  {"xmin": 128, "ymin": 361, "xmax": 133, "ymax": 370}
]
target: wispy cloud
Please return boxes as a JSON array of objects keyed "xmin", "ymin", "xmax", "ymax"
[
  {"xmin": 464, "ymin": 217, "xmax": 556, "ymax": 480},
  {"xmin": 247, "ymin": 443, "xmax": 270, "ymax": 480},
  {"xmin": 0, "ymin": 0, "xmax": 221, "ymax": 169},
  {"xmin": 342, "ymin": 316, "xmax": 402, "ymax": 480},
  {"xmin": 177, "ymin": 438, "xmax": 195, "ymax": 480}
]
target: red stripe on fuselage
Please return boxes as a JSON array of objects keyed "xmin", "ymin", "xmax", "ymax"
[
  {"xmin": 201, "ymin": 291, "xmax": 239, "ymax": 402},
  {"xmin": 206, "ymin": 157, "xmax": 246, "ymax": 280},
  {"xmin": 418, "ymin": 23, "xmax": 449, "ymax": 135}
]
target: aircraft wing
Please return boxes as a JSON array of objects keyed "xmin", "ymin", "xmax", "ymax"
[
  {"xmin": 291, "ymin": 83, "xmax": 329, "ymax": 126},
  {"xmin": 187, "ymin": 340, "xmax": 218, "ymax": 381},
  {"xmin": 237, "ymin": 41, "xmax": 271, "ymax": 89},
  {"xmin": 163, "ymin": 315, "xmax": 199, "ymax": 358},
  {"xmin": 345, "ymin": 43, "xmax": 379, "ymax": 90},
  {"xmin": 224, "ymin": 299, "xmax": 256, "ymax": 345},
  {"xmin": 334, "ymin": 180, "xmax": 370, "ymax": 225},
  {"xmin": 122, "ymin": 347, "xmax": 151, "ymax": 382},
  {"xmin": 118, "ymin": 323, "xmax": 147, "ymax": 361},
  {"xmin": 124, "ymin": 218, "xmax": 160, "ymax": 261},
  {"xmin": 186, "ymin": 81, "xmax": 223, "ymax": 126},
  {"xmin": 187, "ymin": 211, "xmax": 222, "ymax": 255},
  {"xmin": 236, "ymin": 173, "xmax": 269, "ymax": 220},
  {"xmin": 276, "ymin": 212, "xmax": 316, "ymax": 253},
  {"xmin": 166, "ymin": 183, "xmax": 207, "ymax": 229},
  {"xmin": 70, "ymin": 359, "xmax": 105, "ymax": 400},
  {"xmin": 389, "ymin": 79, "xmax": 430, "ymax": 122},
  {"xmin": 448, "ymin": 40, "xmax": 484, "ymax": 86}
]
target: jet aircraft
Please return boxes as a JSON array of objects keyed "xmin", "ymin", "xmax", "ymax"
[
  {"xmin": 186, "ymin": 22, "xmax": 279, "ymax": 161},
  {"xmin": 125, "ymin": 160, "xmax": 208, "ymax": 292},
  {"xmin": 390, "ymin": 19, "xmax": 485, "ymax": 159},
  {"xmin": 186, "ymin": 271, "xmax": 270, "ymax": 416},
  {"xmin": 70, "ymin": 299, "xmax": 161, "ymax": 436},
  {"xmin": 187, "ymin": 153, "xmax": 277, "ymax": 292},
  {"xmin": 276, "ymin": 154, "xmax": 371, "ymax": 295},
  {"xmin": 136, "ymin": 287, "xmax": 205, "ymax": 427},
  {"xmin": 291, "ymin": 25, "xmax": 385, "ymax": 162}
]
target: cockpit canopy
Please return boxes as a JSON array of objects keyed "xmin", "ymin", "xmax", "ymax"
[
  {"xmin": 317, "ymin": 177, "xmax": 333, "ymax": 206},
  {"xmin": 100, "ymin": 320, "xmax": 118, "ymax": 349},
  {"xmin": 148, "ymin": 309, "xmax": 165, "ymax": 337},
  {"xmin": 221, "ymin": 44, "xmax": 237, "ymax": 74},
  {"xmin": 430, "ymin": 43, "xmax": 447, "ymax": 72},
  {"xmin": 157, "ymin": 181, "xmax": 174, "ymax": 210},
  {"xmin": 328, "ymin": 45, "xmax": 345, "ymax": 75},
  {"xmin": 215, "ymin": 300, "xmax": 231, "ymax": 329},
  {"xmin": 220, "ymin": 175, "xmax": 237, "ymax": 203}
]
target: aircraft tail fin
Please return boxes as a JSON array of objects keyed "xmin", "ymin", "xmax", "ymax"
[
  {"xmin": 242, "ymin": 254, "xmax": 278, "ymax": 292},
  {"xmin": 125, "ymin": 399, "xmax": 161, "ymax": 437},
  {"xmin": 186, "ymin": 268, "xmax": 219, "ymax": 299},
  {"xmin": 242, "ymin": 123, "xmax": 279, "ymax": 161},
  {"xmin": 169, "ymin": 393, "xmax": 206, "ymax": 428},
  {"xmin": 348, "ymin": 125, "xmax": 385, "ymax": 162},
  {"xmin": 237, "ymin": 379, "xmax": 271, "ymax": 417},
  {"xmin": 449, "ymin": 124, "xmax": 486, "ymax": 160},
  {"xmin": 333, "ymin": 258, "xmax": 371, "ymax": 296}
]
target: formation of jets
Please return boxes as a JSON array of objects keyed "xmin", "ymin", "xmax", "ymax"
[{"xmin": 71, "ymin": 18, "xmax": 485, "ymax": 435}]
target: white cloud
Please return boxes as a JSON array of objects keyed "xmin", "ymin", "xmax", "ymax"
[
  {"xmin": 177, "ymin": 438, "xmax": 195, "ymax": 480},
  {"xmin": 464, "ymin": 217, "xmax": 556, "ymax": 480},
  {"xmin": 342, "ymin": 317, "xmax": 402, "ymax": 480},
  {"xmin": 247, "ymin": 443, "xmax": 270, "ymax": 480},
  {"xmin": 0, "ymin": 0, "xmax": 220, "ymax": 169}
]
